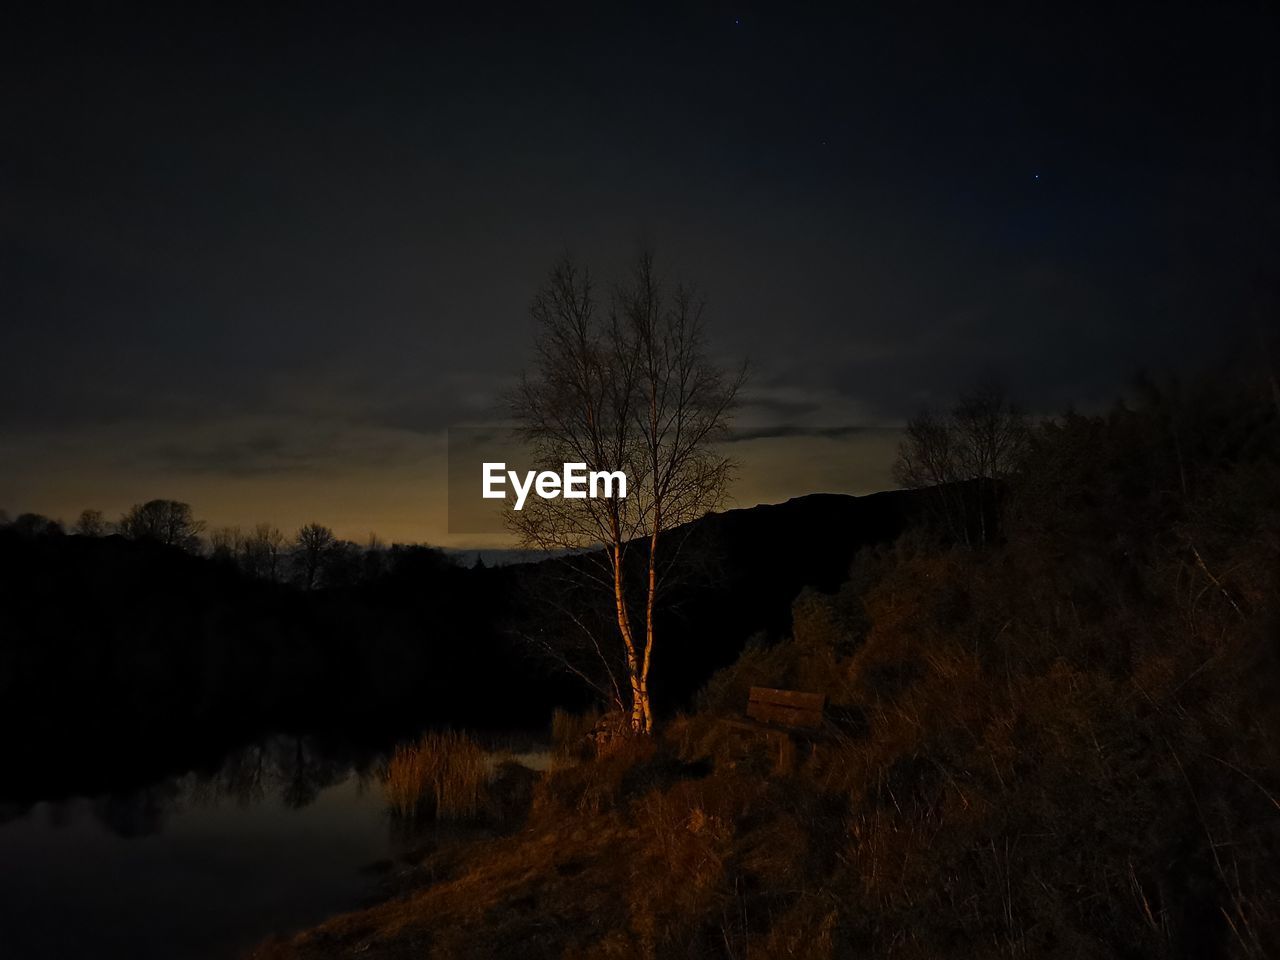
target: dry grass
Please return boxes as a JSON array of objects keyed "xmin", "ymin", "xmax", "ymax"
[
  {"xmin": 550, "ymin": 706, "xmax": 599, "ymax": 753},
  {"xmin": 629, "ymin": 783, "xmax": 736, "ymax": 954},
  {"xmin": 381, "ymin": 729, "xmax": 490, "ymax": 821},
  {"xmin": 535, "ymin": 731, "xmax": 658, "ymax": 816}
]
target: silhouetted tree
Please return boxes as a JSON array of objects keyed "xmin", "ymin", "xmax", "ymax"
[
  {"xmin": 894, "ymin": 379, "xmax": 1029, "ymax": 546},
  {"xmin": 118, "ymin": 499, "xmax": 205, "ymax": 551},
  {"xmin": 510, "ymin": 252, "xmax": 741, "ymax": 732},
  {"xmin": 362, "ymin": 532, "xmax": 388, "ymax": 581},
  {"xmin": 293, "ymin": 522, "xmax": 336, "ymax": 589},
  {"xmin": 10, "ymin": 513, "xmax": 64, "ymax": 537},
  {"xmin": 240, "ymin": 523, "xmax": 287, "ymax": 580},
  {"xmin": 385, "ymin": 543, "xmax": 456, "ymax": 580},
  {"xmin": 322, "ymin": 539, "xmax": 362, "ymax": 587},
  {"xmin": 208, "ymin": 525, "xmax": 242, "ymax": 563},
  {"xmin": 74, "ymin": 509, "xmax": 109, "ymax": 537}
]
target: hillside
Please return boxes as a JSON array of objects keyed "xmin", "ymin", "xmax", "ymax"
[{"xmin": 249, "ymin": 383, "xmax": 1280, "ymax": 960}]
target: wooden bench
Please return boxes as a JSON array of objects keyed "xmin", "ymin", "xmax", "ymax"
[
  {"xmin": 745, "ymin": 686, "xmax": 825, "ymax": 728},
  {"xmin": 719, "ymin": 686, "xmax": 826, "ymax": 773}
]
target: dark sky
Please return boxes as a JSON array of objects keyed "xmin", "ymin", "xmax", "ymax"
[{"xmin": 2, "ymin": 3, "xmax": 1276, "ymax": 543}]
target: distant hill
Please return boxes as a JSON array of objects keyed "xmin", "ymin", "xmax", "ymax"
[{"xmin": 618, "ymin": 490, "xmax": 919, "ymax": 709}]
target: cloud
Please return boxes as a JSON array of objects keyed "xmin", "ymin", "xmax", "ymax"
[
  {"xmin": 738, "ymin": 394, "xmax": 823, "ymax": 420},
  {"xmin": 728, "ymin": 381, "xmax": 899, "ymax": 446},
  {"xmin": 136, "ymin": 418, "xmax": 430, "ymax": 477},
  {"xmin": 726, "ymin": 424, "xmax": 899, "ymax": 444}
]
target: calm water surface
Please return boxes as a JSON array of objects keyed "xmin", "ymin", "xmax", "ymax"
[{"xmin": 0, "ymin": 735, "xmax": 546, "ymax": 960}]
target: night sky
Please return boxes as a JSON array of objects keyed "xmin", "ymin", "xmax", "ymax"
[{"xmin": 3, "ymin": 3, "xmax": 1276, "ymax": 545}]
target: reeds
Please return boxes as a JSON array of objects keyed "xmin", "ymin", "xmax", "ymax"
[
  {"xmin": 550, "ymin": 706, "xmax": 599, "ymax": 754},
  {"xmin": 381, "ymin": 729, "xmax": 490, "ymax": 820}
]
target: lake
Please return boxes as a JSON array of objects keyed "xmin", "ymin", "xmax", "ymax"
[{"xmin": 0, "ymin": 734, "xmax": 547, "ymax": 959}]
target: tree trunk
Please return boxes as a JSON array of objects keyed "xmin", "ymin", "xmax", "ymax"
[{"xmin": 610, "ymin": 542, "xmax": 646, "ymax": 732}]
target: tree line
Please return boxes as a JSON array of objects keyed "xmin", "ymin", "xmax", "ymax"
[{"xmin": 0, "ymin": 502, "xmax": 444, "ymax": 590}]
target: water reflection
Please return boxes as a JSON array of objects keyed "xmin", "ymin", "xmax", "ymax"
[
  {"xmin": 89, "ymin": 779, "xmax": 181, "ymax": 838},
  {"xmin": 32, "ymin": 736, "xmax": 360, "ymax": 841},
  {"xmin": 183, "ymin": 736, "xmax": 356, "ymax": 816},
  {"xmin": 0, "ymin": 733, "xmax": 546, "ymax": 960}
]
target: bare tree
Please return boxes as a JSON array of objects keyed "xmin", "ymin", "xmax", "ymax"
[
  {"xmin": 510, "ymin": 252, "xmax": 741, "ymax": 732},
  {"xmin": 74, "ymin": 509, "xmax": 109, "ymax": 537},
  {"xmin": 240, "ymin": 523, "xmax": 287, "ymax": 580},
  {"xmin": 362, "ymin": 532, "xmax": 389, "ymax": 580},
  {"xmin": 894, "ymin": 379, "xmax": 1029, "ymax": 545},
  {"xmin": 118, "ymin": 499, "xmax": 205, "ymax": 551},
  {"xmin": 208, "ymin": 525, "xmax": 242, "ymax": 563},
  {"xmin": 294, "ymin": 522, "xmax": 336, "ymax": 589}
]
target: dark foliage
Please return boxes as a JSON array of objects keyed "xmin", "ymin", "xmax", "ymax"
[
  {"xmin": 0, "ymin": 488, "xmax": 918, "ymax": 802},
  {"xmin": 0, "ymin": 535, "xmax": 580, "ymax": 801}
]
